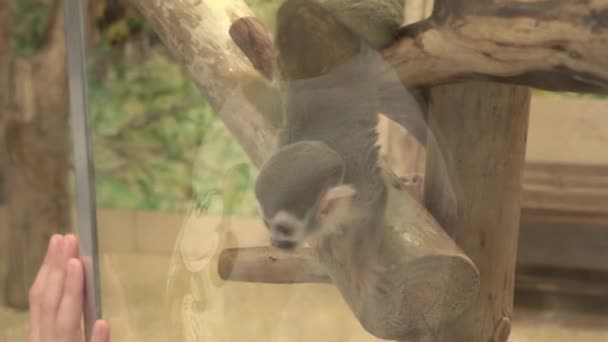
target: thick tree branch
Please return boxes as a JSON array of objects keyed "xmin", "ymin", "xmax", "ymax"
[{"xmin": 389, "ymin": 1, "xmax": 608, "ymax": 94}]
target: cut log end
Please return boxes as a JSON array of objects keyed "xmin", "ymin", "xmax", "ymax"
[{"xmin": 362, "ymin": 254, "xmax": 479, "ymax": 340}]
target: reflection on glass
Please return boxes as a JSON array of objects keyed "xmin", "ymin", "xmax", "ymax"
[{"xmin": 1, "ymin": 1, "xmax": 608, "ymax": 342}]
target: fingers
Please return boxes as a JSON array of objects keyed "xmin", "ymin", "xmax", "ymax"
[
  {"xmin": 40, "ymin": 235, "xmax": 79, "ymax": 338},
  {"xmin": 55, "ymin": 258, "xmax": 85, "ymax": 341},
  {"xmin": 91, "ymin": 320, "xmax": 110, "ymax": 342},
  {"xmin": 28, "ymin": 234, "xmax": 62, "ymax": 342},
  {"xmin": 39, "ymin": 235, "xmax": 82, "ymax": 339},
  {"xmin": 28, "ymin": 234, "xmax": 107, "ymax": 342}
]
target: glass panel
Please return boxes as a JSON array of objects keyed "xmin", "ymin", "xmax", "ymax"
[{"xmin": 1, "ymin": 1, "xmax": 607, "ymax": 342}]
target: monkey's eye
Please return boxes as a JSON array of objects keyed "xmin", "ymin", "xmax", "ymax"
[{"xmin": 275, "ymin": 224, "xmax": 293, "ymax": 236}]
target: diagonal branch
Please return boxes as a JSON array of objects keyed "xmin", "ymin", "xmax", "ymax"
[{"xmin": 130, "ymin": 0, "xmax": 277, "ymax": 167}]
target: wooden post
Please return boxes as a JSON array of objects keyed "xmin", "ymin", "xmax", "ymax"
[{"xmin": 424, "ymin": 82, "xmax": 531, "ymax": 342}]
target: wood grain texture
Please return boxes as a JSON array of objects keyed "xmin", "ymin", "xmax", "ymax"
[
  {"xmin": 424, "ymin": 82, "xmax": 531, "ymax": 342},
  {"xmin": 388, "ymin": 1, "xmax": 608, "ymax": 94}
]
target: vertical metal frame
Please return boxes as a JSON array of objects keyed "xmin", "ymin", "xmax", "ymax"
[{"xmin": 62, "ymin": 0, "xmax": 102, "ymax": 339}]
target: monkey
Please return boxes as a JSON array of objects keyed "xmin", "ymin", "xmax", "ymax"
[
  {"xmin": 253, "ymin": 0, "xmax": 411, "ymax": 294},
  {"xmin": 242, "ymin": 0, "xmax": 410, "ymax": 134},
  {"xmin": 317, "ymin": 0, "xmax": 405, "ymax": 50}
]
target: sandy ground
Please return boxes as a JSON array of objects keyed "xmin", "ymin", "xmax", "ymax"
[{"xmin": 1, "ymin": 252, "xmax": 608, "ymax": 342}]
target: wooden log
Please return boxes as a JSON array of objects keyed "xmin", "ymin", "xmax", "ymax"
[{"xmin": 423, "ymin": 82, "xmax": 531, "ymax": 342}]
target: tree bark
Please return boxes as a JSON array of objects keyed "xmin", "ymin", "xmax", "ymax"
[
  {"xmin": 424, "ymin": 82, "xmax": 531, "ymax": 342},
  {"xmin": 2, "ymin": 0, "xmax": 72, "ymax": 309},
  {"xmin": 388, "ymin": 0, "xmax": 608, "ymax": 94}
]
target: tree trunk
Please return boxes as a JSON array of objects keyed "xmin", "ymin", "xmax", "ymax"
[
  {"xmin": 424, "ymin": 82, "xmax": 531, "ymax": 342},
  {"xmin": 2, "ymin": 0, "xmax": 71, "ymax": 309}
]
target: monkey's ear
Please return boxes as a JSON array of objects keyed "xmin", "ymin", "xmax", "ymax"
[{"xmin": 319, "ymin": 185, "xmax": 356, "ymax": 219}]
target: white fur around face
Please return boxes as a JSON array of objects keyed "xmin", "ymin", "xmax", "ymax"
[
  {"xmin": 269, "ymin": 210, "xmax": 306, "ymax": 242},
  {"xmin": 263, "ymin": 185, "xmax": 357, "ymax": 247}
]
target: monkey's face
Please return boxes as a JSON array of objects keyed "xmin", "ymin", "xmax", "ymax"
[
  {"xmin": 262, "ymin": 210, "xmax": 308, "ymax": 250},
  {"xmin": 260, "ymin": 184, "xmax": 357, "ymax": 250},
  {"xmin": 253, "ymin": 140, "xmax": 355, "ymax": 250}
]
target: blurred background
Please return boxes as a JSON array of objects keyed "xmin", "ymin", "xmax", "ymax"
[{"xmin": 1, "ymin": 0, "xmax": 607, "ymax": 341}]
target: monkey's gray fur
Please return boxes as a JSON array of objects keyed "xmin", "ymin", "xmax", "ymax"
[
  {"xmin": 319, "ymin": 0, "xmax": 404, "ymax": 49},
  {"xmin": 254, "ymin": 0, "xmax": 407, "ymax": 292}
]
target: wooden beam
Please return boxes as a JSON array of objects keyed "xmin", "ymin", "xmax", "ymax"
[{"xmin": 423, "ymin": 82, "xmax": 531, "ymax": 342}]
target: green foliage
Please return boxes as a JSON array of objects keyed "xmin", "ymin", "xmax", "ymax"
[
  {"xmin": 80, "ymin": 0, "xmax": 289, "ymax": 216},
  {"xmin": 89, "ymin": 46, "xmax": 258, "ymax": 215},
  {"xmin": 10, "ymin": 0, "xmax": 52, "ymax": 56},
  {"xmin": 532, "ymin": 88, "xmax": 608, "ymax": 100},
  {"xmin": 244, "ymin": 0, "xmax": 281, "ymax": 29}
]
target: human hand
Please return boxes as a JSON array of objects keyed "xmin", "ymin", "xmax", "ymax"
[{"xmin": 28, "ymin": 234, "xmax": 110, "ymax": 342}]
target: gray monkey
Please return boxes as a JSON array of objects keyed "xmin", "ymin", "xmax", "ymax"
[{"xmin": 254, "ymin": 0, "xmax": 412, "ymax": 293}]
